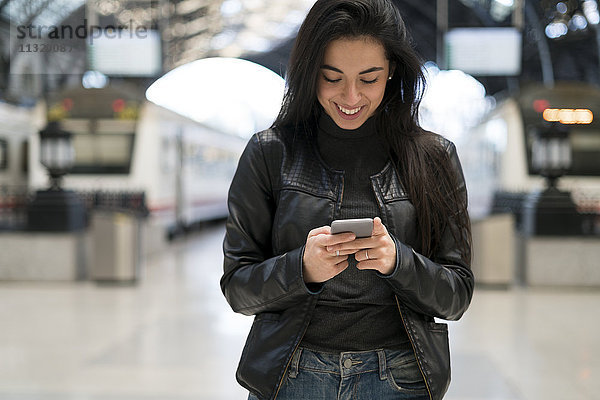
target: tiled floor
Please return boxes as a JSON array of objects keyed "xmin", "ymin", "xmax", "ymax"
[{"xmin": 0, "ymin": 223, "xmax": 598, "ymax": 400}]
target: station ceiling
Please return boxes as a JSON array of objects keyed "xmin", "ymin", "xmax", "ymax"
[
  {"xmin": 0, "ymin": 0, "xmax": 599, "ymax": 97},
  {"xmin": 245, "ymin": 0, "xmax": 600, "ymax": 95}
]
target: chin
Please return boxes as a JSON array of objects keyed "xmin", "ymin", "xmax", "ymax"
[
  {"xmin": 332, "ymin": 114, "xmax": 368, "ymax": 130},
  {"xmin": 328, "ymin": 108, "xmax": 370, "ymax": 130},
  {"xmin": 335, "ymin": 119, "xmax": 365, "ymax": 130}
]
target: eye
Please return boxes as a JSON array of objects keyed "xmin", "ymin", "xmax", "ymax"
[
  {"xmin": 361, "ymin": 78, "xmax": 379, "ymax": 84},
  {"xmin": 323, "ymin": 75, "xmax": 341, "ymax": 83}
]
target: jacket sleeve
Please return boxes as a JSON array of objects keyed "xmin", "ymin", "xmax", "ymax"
[
  {"xmin": 380, "ymin": 142, "xmax": 474, "ymax": 321},
  {"xmin": 220, "ymin": 133, "xmax": 314, "ymax": 316}
]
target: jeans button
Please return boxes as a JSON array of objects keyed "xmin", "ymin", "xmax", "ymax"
[{"xmin": 343, "ymin": 359, "xmax": 352, "ymax": 369}]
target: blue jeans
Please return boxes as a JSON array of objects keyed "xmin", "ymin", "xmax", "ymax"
[{"xmin": 248, "ymin": 347, "xmax": 429, "ymax": 400}]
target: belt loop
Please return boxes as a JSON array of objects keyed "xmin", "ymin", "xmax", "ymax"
[
  {"xmin": 288, "ymin": 348, "xmax": 303, "ymax": 379},
  {"xmin": 377, "ymin": 350, "xmax": 387, "ymax": 381}
]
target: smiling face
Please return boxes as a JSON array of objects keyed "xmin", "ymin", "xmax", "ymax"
[{"xmin": 317, "ymin": 36, "xmax": 391, "ymax": 130}]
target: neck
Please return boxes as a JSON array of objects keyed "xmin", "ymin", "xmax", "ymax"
[{"xmin": 318, "ymin": 112, "xmax": 377, "ymax": 139}]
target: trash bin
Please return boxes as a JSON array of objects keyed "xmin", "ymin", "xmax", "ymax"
[{"xmin": 90, "ymin": 210, "xmax": 142, "ymax": 283}]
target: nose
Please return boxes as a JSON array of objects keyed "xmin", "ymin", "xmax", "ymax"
[{"xmin": 342, "ymin": 81, "xmax": 361, "ymax": 105}]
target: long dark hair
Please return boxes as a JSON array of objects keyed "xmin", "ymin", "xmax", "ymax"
[{"xmin": 273, "ymin": 0, "xmax": 471, "ymax": 264}]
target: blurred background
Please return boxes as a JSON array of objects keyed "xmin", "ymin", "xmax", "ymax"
[{"xmin": 0, "ymin": 0, "xmax": 599, "ymax": 399}]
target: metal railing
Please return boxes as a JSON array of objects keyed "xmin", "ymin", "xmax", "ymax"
[
  {"xmin": 0, "ymin": 186, "xmax": 148, "ymax": 231},
  {"xmin": 491, "ymin": 190, "xmax": 600, "ymax": 236}
]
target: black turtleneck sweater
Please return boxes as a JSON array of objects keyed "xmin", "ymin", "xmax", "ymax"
[{"xmin": 300, "ymin": 113, "xmax": 409, "ymax": 353}]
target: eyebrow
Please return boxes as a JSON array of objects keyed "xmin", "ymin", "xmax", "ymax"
[{"xmin": 320, "ymin": 65, "xmax": 384, "ymax": 74}]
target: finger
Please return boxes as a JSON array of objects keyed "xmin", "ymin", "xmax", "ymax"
[
  {"xmin": 334, "ymin": 259, "xmax": 350, "ymax": 269},
  {"xmin": 356, "ymin": 260, "xmax": 380, "ymax": 270},
  {"xmin": 329, "ymin": 236, "xmax": 376, "ymax": 253},
  {"xmin": 372, "ymin": 217, "xmax": 387, "ymax": 236},
  {"xmin": 326, "ymin": 259, "xmax": 349, "ymax": 276},
  {"xmin": 322, "ymin": 232, "xmax": 356, "ymax": 246},
  {"xmin": 355, "ymin": 248, "xmax": 376, "ymax": 262},
  {"xmin": 328, "ymin": 248, "xmax": 358, "ymax": 257},
  {"xmin": 307, "ymin": 226, "xmax": 331, "ymax": 238},
  {"xmin": 337, "ymin": 237, "xmax": 374, "ymax": 250}
]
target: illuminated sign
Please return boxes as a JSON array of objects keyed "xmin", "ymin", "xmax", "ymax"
[{"xmin": 542, "ymin": 108, "xmax": 593, "ymax": 124}]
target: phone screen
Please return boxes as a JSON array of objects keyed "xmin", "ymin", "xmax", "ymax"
[{"xmin": 330, "ymin": 218, "xmax": 373, "ymax": 238}]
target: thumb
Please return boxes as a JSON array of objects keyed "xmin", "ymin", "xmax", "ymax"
[
  {"xmin": 372, "ymin": 217, "xmax": 387, "ymax": 236},
  {"xmin": 308, "ymin": 225, "xmax": 331, "ymax": 238}
]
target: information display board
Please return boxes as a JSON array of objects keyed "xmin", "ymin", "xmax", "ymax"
[
  {"xmin": 445, "ymin": 27, "xmax": 522, "ymax": 76},
  {"xmin": 87, "ymin": 29, "xmax": 161, "ymax": 77}
]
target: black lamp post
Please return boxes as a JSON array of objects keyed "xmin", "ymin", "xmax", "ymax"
[
  {"xmin": 39, "ymin": 121, "xmax": 75, "ymax": 190},
  {"xmin": 27, "ymin": 122, "xmax": 86, "ymax": 231},
  {"xmin": 530, "ymin": 122, "xmax": 571, "ymax": 188},
  {"xmin": 523, "ymin": 122, "xmax": 582, "ymax": 235}
]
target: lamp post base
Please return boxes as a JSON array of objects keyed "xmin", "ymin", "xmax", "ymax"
[
  {"xmin": 522, "ymin": 187, "xmax": 582, "ymax": 236},
  {"xmin": 27, "ymin": 189, "xmax": 87, "ymax": 232}
]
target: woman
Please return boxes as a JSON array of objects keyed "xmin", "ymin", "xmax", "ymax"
[{"xmin": 221, "ymin": 0, "xmax": 473, "ymax": 399}]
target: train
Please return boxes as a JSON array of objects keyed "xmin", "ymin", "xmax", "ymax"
[
  {"xmin": 0, "ymin": 101, "xmax": 34, "ymax": 189},
  {"xmin": 0, "ymin": 84, "xmax": 247, "ymax": 238},
  {"xmin": 460, "ymin": 81, "xmax": 600, "ymax": 219}
]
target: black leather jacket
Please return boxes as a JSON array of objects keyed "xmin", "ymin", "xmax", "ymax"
[{"xmin": 221, "ymin": 127, "xmax": 474, "ymax": 400}]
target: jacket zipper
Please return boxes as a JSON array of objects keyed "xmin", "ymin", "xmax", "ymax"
[
  {"xmin": 395, "ymin": 296, "xmax": 433, "ymax": 400},
  {"xmin": 273, "ymin": 331, "xmax": 305, "ymax": 400},
  {"xmin": 275, "ymin": 173, "xmax": 342, "ymax": 399},
  {"xmin": 376, "ymin": 174, "xmax": 431, "ymax": 399}
]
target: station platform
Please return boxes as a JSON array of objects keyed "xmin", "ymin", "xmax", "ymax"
[{"xmin": 0, "ymin": 223, "xmax": 598, "ymax": 400}]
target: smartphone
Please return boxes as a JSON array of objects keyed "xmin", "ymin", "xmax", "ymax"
[{"xmin": 330, "ymin": 218, "xmax": 373, "ymax": 238}]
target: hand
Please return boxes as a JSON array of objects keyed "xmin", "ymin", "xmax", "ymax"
[
  {"xmin": 303, "ymin": 226, "xmax": 357, "ymax": 283},
  {"xmin": 326, "ymin": 217, "xmax": 397, "ymax": 275}
]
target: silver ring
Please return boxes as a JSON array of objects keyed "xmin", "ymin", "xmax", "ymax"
[
  {"xmin": 365, "ymin": 250, "xmax": 369, "ymax": 260},
  {"xmin": 336, "ymin": 250, "xmax": 339, "ymax": 256}
]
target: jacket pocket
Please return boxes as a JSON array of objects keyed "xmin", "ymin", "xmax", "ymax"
[
  {"xmin": 239, "ymin": 313, "xmax": 282, "ymax": 365},
  {"xmin": 427, "ymin": 321, "xmax": 450, "ymax": 366},
  {"xmin": 404, "ymin": 308, "xmax": 452, "ymax": 400},
  {"xmin": 428, "ymin": 322, "xmax": 448, "ymax": 333},
  {"xmin": 236, "ymin": 305, "xmax": 307, "ymax": 400},
  {"xmin": 255, "ymin": 312, "xmax": 281, "ymax": 323},
  {"xmin": 424, "ymin": 321, "xmax": 451, "ymax": 398}
]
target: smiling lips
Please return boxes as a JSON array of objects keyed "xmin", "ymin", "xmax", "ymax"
[{"xmin": 336, "ymin": 103, "xmax": 364, "ymax": 120}]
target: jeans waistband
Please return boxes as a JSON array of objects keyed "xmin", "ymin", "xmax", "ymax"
[{"xmin": 290, "ymin": 347, "xmax": 410, "ymax": 380}]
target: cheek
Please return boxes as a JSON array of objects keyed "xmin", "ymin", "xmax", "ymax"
[
  {"xmin": 368, "ymin": 84, "xmax": 387, "ymax": 105},
  {"xmin": 317, "ymin": 83, "xmax": 334, "ymax": 106}
]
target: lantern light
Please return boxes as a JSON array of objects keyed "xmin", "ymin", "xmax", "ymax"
[{"xmin": 39, "ymin": 121, "xmax": 75, "ymax": 190}]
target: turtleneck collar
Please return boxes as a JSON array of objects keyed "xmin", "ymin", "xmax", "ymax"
[{"xmin": 317, "ymin": 111, "xmax": 377, "ymax": 139}]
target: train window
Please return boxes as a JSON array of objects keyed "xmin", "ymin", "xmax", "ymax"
[
  {"xmin": 72, "ymin": 135, "xmax": 133, "ymax": 168},
  {"xmin": 96, "ymin": 119, "xmax": 136, "ymax": 134},
  {"xmin": 61, "ymin": 118, "xmax": 135, "ymax": 174},
  {"xmin": 21, "ymin": 141, "xmax": 28, "ymax": 174},
  {"xmin": 570, "ymin": 128, "xmax": 600, "ymax": 176},
  {"xmin": 0, "ymin": 139, "xmax": 7, "ymax": 170}
]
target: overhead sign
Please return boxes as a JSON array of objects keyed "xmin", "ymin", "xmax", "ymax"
[
  {"xmin": 87, "ymin": 29, "xmax": 162, "ymax": 77},
  {"xmin": 445, "ymin": 27, "xmax": 522, "ymax": 76}
]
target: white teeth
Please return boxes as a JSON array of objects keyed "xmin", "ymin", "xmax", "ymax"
[{"xmin": 337, "ymin": 105, "xmax": 361, "ymax": 115}]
